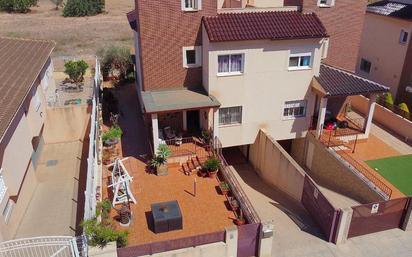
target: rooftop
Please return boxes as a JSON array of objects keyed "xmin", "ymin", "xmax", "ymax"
[
  {"xmin": 315, "ymin": 64, "xmax": 389, "ymax": 97},
  {"xmin": 141, "ymin": 88, "xmax": 220, "ymax": 113},
  {"xmin": 367, "ymin": 0, "xmax": 412, "ymax": 20},
  {"xmin": 203, "ymin": 11, "xmax": 328, "ymax": 42},
  {"xmin": 0, "ymin": 37, "xmax": 55, "ymax": 140}
]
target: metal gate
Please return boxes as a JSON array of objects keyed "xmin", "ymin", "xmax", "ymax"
[
  {"xmin": 237, "ymin": 223, "xmax": 260, "ymax": 257},
  {"xmin": 348, "ymin": 197, "xmax": 410, "ymax": 238},
  {"xmin": 301, "ymin": 176, "xmax": 340, "ymax": 242}
]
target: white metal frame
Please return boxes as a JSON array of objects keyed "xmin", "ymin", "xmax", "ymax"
[{"xmin": 107, "ymin": 158, "xmax": 137, "ymax": 206}]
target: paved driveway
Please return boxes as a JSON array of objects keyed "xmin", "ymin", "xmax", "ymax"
[{"xmin": 230, "ymin": 164, "xmax": 412, "ymax": 257}]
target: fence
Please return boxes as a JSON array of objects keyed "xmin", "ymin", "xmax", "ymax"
[
  {"xmin": 348, "ymin": 197, "xmax": 411, "ymax": 238},
  {"xmin": 83, "ymin": 57, "xmax": 101, "ymax": 220},
  {"xmin": 116, "ymin": 231, "xmax": 225, "ymax": 257},
  {"xmin": 0, "ymin": 236, "xmax": 86, "ymax": 257},
  {"xmin": 301, "ymin": 176, "xmax": 340, "ymax": 242}
]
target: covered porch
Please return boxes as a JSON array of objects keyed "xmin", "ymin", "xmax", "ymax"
[
  {"xmin": 141, "ymin": 87, "xmax": 220, "ymax": 157},
  {"xmin": 311, "ymin": 64, "xmax": 389, "ymax": 141}
]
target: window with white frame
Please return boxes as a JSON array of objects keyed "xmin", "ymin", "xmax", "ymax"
[
  {"xmin": 400, "ymin": 29, "xmax": 409, "ymax": 44},
  {"xmin": 2, "ymin": 199, "xmax": 14, "ymax": 224},
  {"xmin": 283, "ymin": 100, "xmax": 306, "ymax": 119},
  {"xmin": 288, "ymin": 53, "xmax": 312, "ymax": 70},
  {"xmin": 217, "ymin": 54, "xmax": 244, "ymax": 75},
  {"xmin": 183, "ymin": 46, "xmax": 202, "ymax": 68},
  {"xmin": 219, "ymin": 106, "xmax": 242, "ymax": 126},
  {"xmin": 360, "ymin": 58, "xmax": 371, "ymax": 73},
  {"xmin": 0, "ymin": 169, "xmax": 7, "ymax": 204},
  {"xmin": 318, "ymin": 0, "xmax": 334, "ymax": 7},
  {"xmin": 182, "ymin": 0, "xmax": 201, "ymax": 11}
]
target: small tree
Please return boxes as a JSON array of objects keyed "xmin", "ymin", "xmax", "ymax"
[
  {"xmin": 97, "ymin": 46, "xmax": 134, "ymax": 82},
  {"xmin": 399, "ymin": 102, "xmax": 410, "ymax": 113},
  {"xmin": 384, "ymin": 93, "xmax": 394, "ymax": 106},
  {"xmin": 64, "ymin": 60, "xmax": 88, "ymax": 83},
  {"xmin": 0, "ymin": 0, "xmax": 37, "ymax": 13},
  {"xmin": 63, "ymin": 0, "xmax": 105, "ymax": 17}
]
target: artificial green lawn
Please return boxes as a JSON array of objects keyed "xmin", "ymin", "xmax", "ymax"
[{"xmin": 365, "ymin": 155, "xmax": 412, "ymax": 196}]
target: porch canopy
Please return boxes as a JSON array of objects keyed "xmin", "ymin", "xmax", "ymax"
[
  {"xmin": 312, "ymin": 64, "xmax": 389, "ymax": 137},
  {"xmin": 141, "ymin": 87, "xmax": 220, "ymax": 114}
]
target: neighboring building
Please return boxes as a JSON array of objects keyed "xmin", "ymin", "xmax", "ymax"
[
  {"xmin": 356, "ymin": 0, "xmax": 412, "ymax": 105},
  {"xmin": 284, "ymin": 0, "xmax": 368, "ymax": 72},
  {"xmin": 0, "ymin": 37, "xmax": 55, "ymax": 241}
]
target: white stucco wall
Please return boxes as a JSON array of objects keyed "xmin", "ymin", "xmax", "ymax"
[
  {"xmin": 356, "ymin": 14, "xmax": 412, "ymax": 97},
  {"xmin": 203, "ymin": 35, "xmax": 324, "ymax": 147}
]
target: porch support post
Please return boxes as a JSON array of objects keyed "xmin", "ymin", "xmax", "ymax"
[
  {"xmin": 364, "ymin": 94, "xmax": 377, "ymax": 137},
  {"xmin": 152, "ymin": 113, "xmax": 159, "ymax": 154},
  {"xmin": 213, "ymin": 108, "xmax": 219, "ymax": 139},
  {"xmin": 183, "ymin": 110, "xmax": 187, "ymax": 131},
  {"xmin": 316, "ymin": 97, "xmax": 328, "ymax": 138}
]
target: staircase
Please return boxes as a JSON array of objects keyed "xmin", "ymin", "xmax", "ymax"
[{"xmin": 180, "ymin": 155, "xmax": 211, "ymax": 176}]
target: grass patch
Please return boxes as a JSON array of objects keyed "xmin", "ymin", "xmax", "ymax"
[{"xmin": 366, "ymin": 155, "xmax": 412, "ymax": 196}]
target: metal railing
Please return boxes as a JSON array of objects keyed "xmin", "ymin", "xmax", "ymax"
[
  {"xmin": 0, "ymin": 236, "xmax": 85, "ymax": 257},
  {"xmin": 212, "ymin": 137, "xmax": 261, "ymax": 224}
]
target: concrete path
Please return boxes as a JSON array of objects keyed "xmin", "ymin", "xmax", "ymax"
[
  {"xmin": 15, "ymin": 141, "xmax": 83, "ymax": 238},
  {"xmin": 230, "ymin": 164, "xmax": 412, "ymax": 257}
]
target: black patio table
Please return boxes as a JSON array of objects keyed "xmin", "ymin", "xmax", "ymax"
[{"xmin": 151, "ymin": 200, "xmax": 183, "ymax": 233}]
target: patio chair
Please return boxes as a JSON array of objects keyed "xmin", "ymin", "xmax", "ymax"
[{"xmin": 164, "ymin": 126, "xmax": 176, "ymax": 140}]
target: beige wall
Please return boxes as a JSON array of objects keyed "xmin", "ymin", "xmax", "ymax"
[
  {"xmin": 203, "ymin": 37, "xmax": 325, "ymax": 147},
  {"xmin": 294, "ymin": 133, "xmax": 383, "ymax": 204},
  {"xmin": 249, "ymin": 129, "xmax": 306, "ymax": 201},
  {"xmin": 43, "ymin": 106, "xmax": 90, "ymax": 144},
  {"xmin": 356, "ymin": 14, "xmax": 412, "ymax": 97},
  {"xmin": 349, "ymin": 95, "xmax": 412, "ymax": 142}
]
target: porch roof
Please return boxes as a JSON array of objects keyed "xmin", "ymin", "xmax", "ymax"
[
  {"xmin": 314, "ymin": 64, "xmax": 389, "ymax": 97},
  {"xmin": 141, "ymin": 87, "xmax": 220, "ymax": 113}
]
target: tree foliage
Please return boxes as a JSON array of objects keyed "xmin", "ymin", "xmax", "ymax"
[
  {"xmin": 62, "ymin": 0, "xmax": 104, "ymax": 17},
  {"xmin": 82, "ymin": 219, "xmax": 128, "ymax": 248},
  {"xmin": 97, "ymin": 46, "xmax": 134, "ymax": 82},
  {"xmin": 0, "ymin": 0, "xmax": 37, "ymax": 13},
  {"xmin": 384, "ymin": 93, "xmax": 394, "ymax": 106},
  {"xmin": 64, "ymin": 60, "xmax": 88, "ymax": 83},
  {"xmin": 398, "ymin": 102, "xmax": 410, "ymax": 113}
]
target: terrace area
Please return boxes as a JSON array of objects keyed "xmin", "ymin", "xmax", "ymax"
[{"xmin": 102, "ymin": 84, "xmax": 236, "ymax": 246}]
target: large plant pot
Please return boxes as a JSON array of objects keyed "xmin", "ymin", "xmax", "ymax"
[
  {"xmin": 235, "ymin": 219, "xmax": 246, "ymax": 226},
  {"xmin": 208, "ymin": 169, "xmax": 218, "ymax": 178},
  {"xmin": 103, "ymin": 138, "xmax": 119, "ymax": 147},
  {"xmin": 157, "ymin": 163, "xmax": 168, "ymax": 176}
]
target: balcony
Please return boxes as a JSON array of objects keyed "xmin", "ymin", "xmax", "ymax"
[{"xmin": 219, "ymin": 0, "xmax": 298, "ymax": 12}]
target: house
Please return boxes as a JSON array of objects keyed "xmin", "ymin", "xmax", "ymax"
[
  {"xmin": 0, "ymin": 37, "xmax": 55, "ymax": 241},
  {"xmin": 356, "ymin": 0, "xmax": 412, "ymax": 106}
]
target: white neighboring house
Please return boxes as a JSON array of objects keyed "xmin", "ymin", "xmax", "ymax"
[{"xmin": 0, "ymin": 37, "xmax": 55, "ymax": 241}]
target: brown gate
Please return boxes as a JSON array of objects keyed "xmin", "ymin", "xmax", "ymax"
[
  {"xmin": 301, "ymin": 176, "xmax": 340, "ymax": 242},
  {"xmin": 348, "ymin": 197, "xmax": 410, "ymax": 238},
  {"xmin": 237, "ymin": 223, "xmax": 260, "ymax": 257}
]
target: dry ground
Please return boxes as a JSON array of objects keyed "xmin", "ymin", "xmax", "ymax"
[{"xmin": 0, "ymin": 0, "xmax": 134, "ymax": 69}]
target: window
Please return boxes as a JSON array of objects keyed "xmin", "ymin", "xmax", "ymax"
[
  {"xmin": 283, "ymin": 100, "xmax": 306, "ymax": 119},
  {"xmin": 0, "ymin": 169, "xmax": 6, "ymax": 204},
  {"xmin": 183, "ymin": 46, "xmax": 201, "ymax": 68},
  {"xmin": 2, "ymin": 199, "xmax": 14, "ymax": 224},
  {"xmin": 400, "ymin": 29, "xmax": 409, "ymax": 44},
  {"xmin": 182, "ymin": 0, "xmax": 201, "ymax": 11},
  {"xmin": 318, "ymin": 0, "xmax": 334, "ymax": 7},
  {"xmin": 34, "ymin": 90, "xmax": 41, "ymax": 112},
  {"xmin": 219, "ymin": 106, "xmax": 242, "ymax": 126},
  {"xmin": 288, "ymin": 53, "xmax": 312, "ymax": 70},
  {"xmin": 360, "ymin": 58, "xmax": 371, "ymax": 73},
  {"xmin": 217, "ymin": 54, "xmax": 244, "ymax": 75}
]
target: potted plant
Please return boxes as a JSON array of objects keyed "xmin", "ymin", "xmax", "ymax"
[
  {"xmin": 219, "ymin": 181, "xmax": 230, "ymax": 195},
  {"xmin": 102, "ymin": 126, "xmax": 122, "ymax": 147},
  {"xmin": 235, "ymin": 209, "xmax": 246, "ymax": 226},
  {"xmin": 150, "ymin": 144, "xmax": 171, "ymax": 176},
  {"xmin": 229, "ymin": 197, "xmax": 239, "ymax": 212},
  {"xmin": 203, "ymin": 157, "xmax": 220, "ymax": 178}
]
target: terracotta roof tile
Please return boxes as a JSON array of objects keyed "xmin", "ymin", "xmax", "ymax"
[
  {"xmin": 0, "ymin": 37, "xmax": 55, "ymax": 140},
  {"xmin": 203, "ymin": 11, "xmax": 328, "ymax": 42}
]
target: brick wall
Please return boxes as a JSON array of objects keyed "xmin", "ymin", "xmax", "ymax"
[
  {"xmin": 136, "ymin": 0, "xmax": 217, "ymax": 91},
  {"xmin": 301, "ymin": 0, "xmax": 367, "ymax": 71}
]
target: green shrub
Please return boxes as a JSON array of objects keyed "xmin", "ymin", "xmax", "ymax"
[
  {"xmin": 156, "ymin": 144, "xmax": 171, "ymax": 160},
  {"xmin": 384, "ymin": 93, "xmax": 394, "ymax": 106},
  {"xmin": 97, "ymin": 46, "xmax": 134, "ymax": 82},
  {"xmin": 102, "ymin": 127, "xmax": 122, "ymax": 142},
  {"xmin": 64, "ymin": 60, "xmax": 88, "ymax": 83},
  {"xmin": 63, "ymin": 0, "xmax": 105, "ymax": 17},
  {"xmin": 399, "ymin": 102, "xmax": 410, "ymax": 113},
  {"xmin": 96, "ymin": 199, "xmax": 111, "ymax": 220},
  {"xmin": 204, "ymin": 157, "xmax": 220, "ymax": 171},
  {"xmin": 82, "ymin": 219, "xmax": 128, "ymax": 248},
  {"xmin": 0, "ymin": 0, "xmax": 37, "ymax": 13}
]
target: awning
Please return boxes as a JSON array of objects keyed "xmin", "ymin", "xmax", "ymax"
[
  {"xmin": 141, "ymin": 87, "xmax": 220, "ymax": 114},
  {"xmin": 314, "ymin": 64, "xmax": 389, "ymax": 97}
]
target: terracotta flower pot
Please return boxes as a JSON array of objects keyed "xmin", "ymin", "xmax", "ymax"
[
  {"xmin": 157, "ymin": 163, "xmax": 168, "ymax": 176},
  {"xmin": 235, "ymin": 219, "xmax": 246, "ymax": 226},
  {"xmin": 208, "ymin": 169, "xmax": 218, "ymax": 178}
]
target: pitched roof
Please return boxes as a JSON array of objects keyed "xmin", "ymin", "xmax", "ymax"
[
  {"xmin": 367, "ymin": 0, "xmax": 412, "ymax": 20},
  {"xmin": 0, "ymin": 37, "xmax": 55, "ymax": 140},
  {"xmin": 203, "ymin": 11, "xmax": 328, "ymax": 42},
  {"xmin": 315, "ymin": 64, "xmax": 389, "ymax": 97}
]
